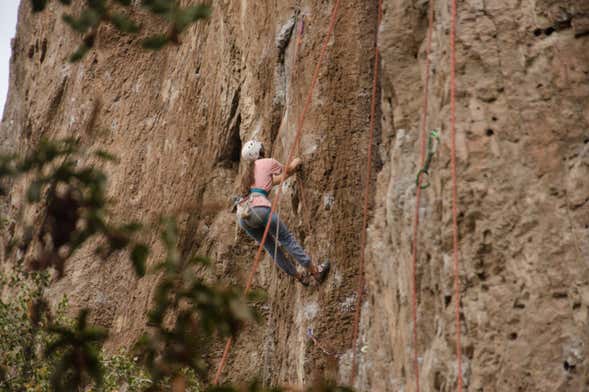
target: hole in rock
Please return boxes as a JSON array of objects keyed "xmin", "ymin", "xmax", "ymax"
[
  {"xmin": 564, "ymin": 360, "xmax": 575, "ymax": 372},
  {"xmin": 533, "ymin": 28, "xmax": 542, "ymax": 36},
  {"xmin": 444, "ymin": 295, "xmax": 452, "ymax": 307},
  {"xmin": 544, "ymin": 27, "xmax": 555, "ymax": 36},
  {"xmin": 229, "ymin": 129, "xmax": 242, "ymax": 163},
  {"xmin": 492, "ymin": 116, "xmax": 497, "ymax": 121},
  {"xmin": 514, "ymin": 301, "xmax": 526, "ymax": 309},
  {"xmin": 508, "ymin": 332, "xmax": 518, "ymax": 340},
  {"xmin": 434, "ymin": 371, "xmax": 443, "ymax": 390},
  {"xmin": 486, "ymin": 128, "xmax": 494, "ymax": 137},
  {"xmin": 584, "ymin": 138, "xmax": 589, "ymax": 144},
  {"xmin": 40, "ymin": 39, "xmax": 47, "ymax": 63},
  {"xmin": 573, "ymin": 302, "xmax": 581, "ymax": 310}
]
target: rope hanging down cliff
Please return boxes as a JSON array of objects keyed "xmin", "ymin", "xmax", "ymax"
[
  {"xmin": 410, "ymin": 0, "xmax": 436, "ymax": 390},
  {"xmin": 411, "ymin": 0, "xmax": 464, "ymax": 390},
  {"xmin": 350, "ymin": 0, "xmax": 382, "ymax": 385},
  {"xmin": 450, "ymin": 0, "xmax": 464, "ymax": 388},
  {"xmin": 213, "ymin": 1, "xmax": 341, "ymax": 384}
]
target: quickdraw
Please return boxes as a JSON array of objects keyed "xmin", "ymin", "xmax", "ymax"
[{"xmin": 415, "ymin": 130, "xmax": 440, "ymax": 189}]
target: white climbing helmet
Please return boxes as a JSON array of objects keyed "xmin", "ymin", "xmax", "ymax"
[{"xmin": 241, "ymin": 140, "xmax": 263, "ymax": 161}]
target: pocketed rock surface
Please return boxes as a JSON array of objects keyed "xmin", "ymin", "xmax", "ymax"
[{"xmin": 1, "ymin": 1, "xmax": 588, "ymax": 391}]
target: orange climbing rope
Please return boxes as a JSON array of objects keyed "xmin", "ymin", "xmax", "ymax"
[
  {"xmin": 450, "ymin": 0, "xmax": 463, "ymax": 389},
  {"xmin": 410, "ymin": 0, "xmax": 436, "ymax": 390},
  {"xmin": 213, "ymin": 2, "xmax": 341, "ymax": 384},
  {"xmin": 411, "ymin": 0, "xmax": 463, "ymax": 390},
  {"xmin": 293, "ymin": 17, "xmax": 311, "ymax": 229},
  {"xmin": 350, "ymin": 0, "xmax": 382, "ymax": 385}
]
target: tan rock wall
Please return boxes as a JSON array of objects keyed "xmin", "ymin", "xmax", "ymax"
[{"xmin": 363, "ymin": 0, "xmax": 589, "ymax": 391}]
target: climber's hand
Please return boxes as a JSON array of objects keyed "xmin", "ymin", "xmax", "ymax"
[{"xmin": 290, "ymin": 157, "xmax": 302, "ymax": 172}]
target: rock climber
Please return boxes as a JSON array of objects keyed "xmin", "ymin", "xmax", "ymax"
[{"xmin": 235, "ymin": 140, "xmax": 329, "ymax": 286}]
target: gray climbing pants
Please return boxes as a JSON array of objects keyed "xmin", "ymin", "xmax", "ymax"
[{"xmin": 239, "ymin": 206, "xmax": 311, "ymax": 277}]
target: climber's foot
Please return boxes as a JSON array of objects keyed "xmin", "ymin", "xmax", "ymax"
[
  {"xmin": 312, "ymin": 260, "xmax": 330, "ymax": 284},
  {"xmin": 296, "ymin": 272, "xmax": 310, "ymax": 287}
]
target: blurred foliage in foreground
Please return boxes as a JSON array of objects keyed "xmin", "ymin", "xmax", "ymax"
[
  {"xmin": 0, "ymin": 2, "xmax": 355, "ymax": 391},
  {"xmin": 30, "ymin": 0, "xmax": 211, "ymax": 61},
  {"xmin": 0, "ymin": 140, "xmax": 352, "ymax": 391},
  {"xmin": 0, "ymin": 139, "xmax": 257, "ymax": 391}
]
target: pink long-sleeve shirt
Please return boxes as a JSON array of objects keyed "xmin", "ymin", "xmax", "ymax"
[{"xmin": 250, "ymin": 158, "xmax": 283, "ymax": 208}]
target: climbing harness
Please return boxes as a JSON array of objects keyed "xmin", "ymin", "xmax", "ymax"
[
  {"xmin": 415, "ymin": 129, "xmax": 440, "ymax": 189},
  {"xmin": 235, "ymin": 192, "xmax": 266, "ymax": 223},
  {"xmin": 250, "ymin": 188, "xmax": 269, "ymax": 197},
  {"xmin": 214, "ymin": 2, "xmax": 341, "ymax": 383}
]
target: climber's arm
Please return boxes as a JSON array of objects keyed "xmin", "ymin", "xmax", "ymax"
[{"xmin": 272, "ymin": 157, "xmax": 302, "ymax": 185}]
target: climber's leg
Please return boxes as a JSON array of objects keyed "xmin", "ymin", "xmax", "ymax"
[
  {"xmin": 269, "ymin": 212, "xmax": 312, "ymax": 269},
  {"xmin": 262, "ymin": 233, "xmax": 299, "ymax": 277},
  {"xmin": 239, "ymin": 208, "xmax": 298, "ymax": 277}
]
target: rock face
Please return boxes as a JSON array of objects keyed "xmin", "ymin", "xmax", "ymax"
[{"xmin": 1, "ymin": 1, "xmax": 588, "ymax": 391}]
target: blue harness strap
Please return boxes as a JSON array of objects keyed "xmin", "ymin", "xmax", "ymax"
[{"xmin": 250, "ymin": 188, "xmax": 269, "ymax": 197}]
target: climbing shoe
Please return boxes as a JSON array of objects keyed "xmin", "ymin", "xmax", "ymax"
[
  {"xmin": 313, "ymin": 260, "xmax": 330, "ymax": 284},
  {"xmin": 297, "ymin": 272, "xmax": 311, "ymax": 287}
]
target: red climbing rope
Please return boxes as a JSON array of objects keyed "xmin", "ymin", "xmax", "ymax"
[
  {"xmin": 410, "ymin": 0, "xmax": 436, "ymax": 390},
  {"xmin": 294, "ymin": 17, "xmax": 311, "ymax": 229},
  {"xmin": 213, "ymin": 2, "xmax": 341, "ymax": 384},
  {"xmin": 350, "ymin": 0, "xmax": 382, "ymax": 385},
  {"xmin": 450, "ymin": 0, "xmax": 463, "ymax": 390}
]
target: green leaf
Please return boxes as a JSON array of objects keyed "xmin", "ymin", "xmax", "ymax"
[
  {"xmin": 247, "ymin": 288, "xmax": 268, "ymax": 303},
  {"xmin": 141, "ymin": 34, "xmax": 169, "ymax": 50},
  {"xmin": 160, "ymin": 218, "xmax": 177, "ymax": 248},
  {"xmin": 69, "ymin": 43, "xmax": 90, "ymax": 62},
  {"xmin": 141, "ymin": 0, "xmax": 174, "ymax": 14},
  {"xmin": 110, "ymin": 13, "xmax": 140, "ymax": 33},
  {"xmin": 62, "ymin": 14, "xmax": 88, "ymax": 33},
  {"xmin": 26, "ymin": 180, "xmax": 43, "ymax": 202},
  {"xmin": 94, "ymin": 149, "xmax": 119, "ymax": 163},
  {"xmin": 175, "ymin": 5, "xmax": 211, "ymax": 32},
  {"xmin": 87, "ymin": 0, "xmax": 107, "ymax": 13},
  {"xmin": 121, "ymin": 222, "xmax": 142, "ymax": 233},
  {"xmin": 82, "ymin": 326, "xmax": 109, "ymax": 341},
  {"xmin": 189, "ymin": 255, "xmax": 210, "ymax": 266},
  {"xmin": 131, "ymin": 244, "xmax": 149, "ymax": 277},
  {"xmin": 31, "ymin": 0, "xmax": 48, "ymax": 12}
]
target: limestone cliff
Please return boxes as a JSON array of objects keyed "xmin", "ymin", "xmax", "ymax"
[{"xmin": 1, "ymin": 1, "xmax": 588, "ymax": 391}]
